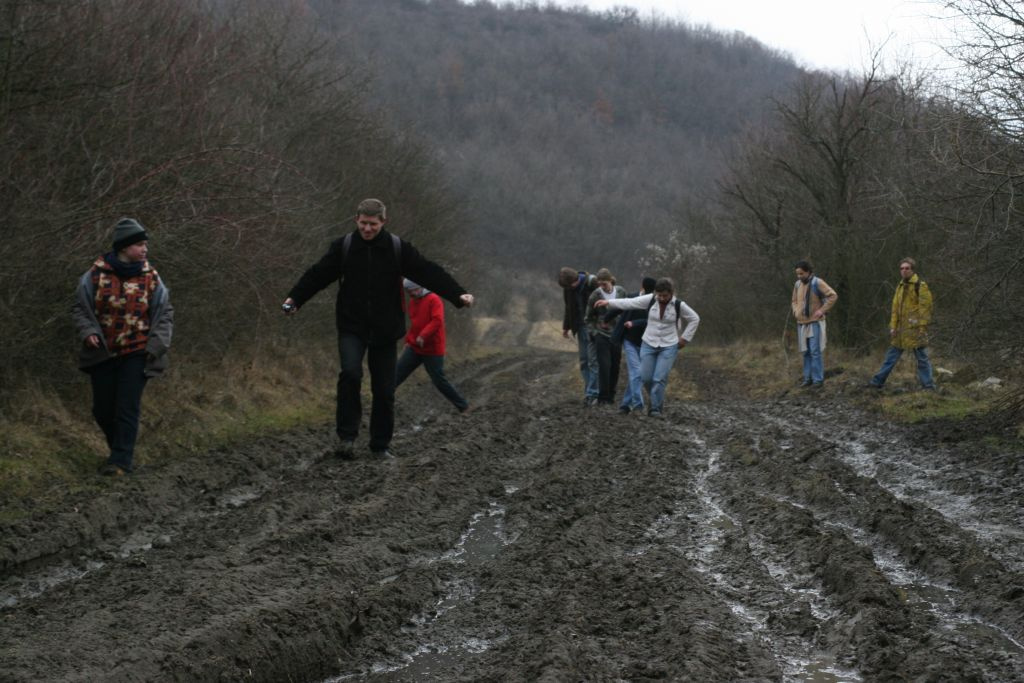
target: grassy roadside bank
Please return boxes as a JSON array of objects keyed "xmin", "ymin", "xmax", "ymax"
[
  {"xmin": 0, "ymin": 343, "xmax": 339, "ymax": 524},
  {"xmin": 687, "ymin": 340, "xmax": 1020, "ymax": 430}
]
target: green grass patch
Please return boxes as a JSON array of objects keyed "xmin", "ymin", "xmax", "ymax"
[{"xmin": 875, "ymin": 391, "xmax": 991, "ymax": 423}]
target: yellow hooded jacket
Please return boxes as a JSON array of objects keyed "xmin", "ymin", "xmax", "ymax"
[{"xmin": 890, "ymin": 273, "xmax": 932, "ymax": 349}]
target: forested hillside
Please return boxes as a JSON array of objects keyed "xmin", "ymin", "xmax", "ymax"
[{"xmin": 307, "ymin": 0, "xmax": 802, "ymax": 307}]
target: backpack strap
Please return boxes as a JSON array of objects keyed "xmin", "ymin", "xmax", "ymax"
[
  {"xmin": 647, "ymin": 295, "xmax": 683, "ymax": 321},
  {"xmin": 339, "ymin": 232, "xmax": 402, "ymax": 279}
]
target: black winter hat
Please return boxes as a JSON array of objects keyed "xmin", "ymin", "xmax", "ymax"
[{"xmin": 112, "ymin": 217, "xmax": 148, "ymax": 252}]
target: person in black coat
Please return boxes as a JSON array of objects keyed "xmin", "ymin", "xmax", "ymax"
[{"xmin": 284, "ymin": 199, "xmax": 474, "ymax": 457}]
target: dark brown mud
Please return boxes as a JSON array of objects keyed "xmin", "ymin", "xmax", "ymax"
[{"xmin": 1, "ymin": 345, "xmax": 1022, "ymax": 682}]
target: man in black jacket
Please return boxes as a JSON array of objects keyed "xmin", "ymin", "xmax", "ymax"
[
  {"xmin": 284, "ymin": 199, "xmax": 474, "ymax": 457},
  {"xmin": 559, "ymin": 267, "xmax": 599, "ymax": 406}
]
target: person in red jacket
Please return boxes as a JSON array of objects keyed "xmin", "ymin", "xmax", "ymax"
[{"xmin": 395, "ymin": 279, "xmax": 471, "ymax": 412}]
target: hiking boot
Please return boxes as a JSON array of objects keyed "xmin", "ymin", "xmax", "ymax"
[
  {"xmin": 799, "ymin": 379, "xmax": 813, "ymax": 387},
  {"xmin": 809, "ymin": 382, "xmax": 824, "ymax": 390},
  {"xmin": 98, "ymin": 463, "xmax": 127, "ymax": 477},
  {"xmin": 335, "ymin": 439, "xmax": 355, "ymax": 459},
  {"xmin": 618, "ymin": 406, "xmax": 630, "ymax": 415},
  {"xmin": 647, "ymin": 410, "xmax": 663, "ymax": 418},
  {"xmin": 863, "ymin": 382, "xmax": 883, "ymax": 390}
]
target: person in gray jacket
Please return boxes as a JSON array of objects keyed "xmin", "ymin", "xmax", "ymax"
[{"xmin": 71, "ymin": 218, "xmax": 174, "ymax": 475}]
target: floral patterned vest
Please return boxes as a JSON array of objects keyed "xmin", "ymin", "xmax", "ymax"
[{"xmin": 91, "ymin": 257, "xmax": 159, "ymax": 357}]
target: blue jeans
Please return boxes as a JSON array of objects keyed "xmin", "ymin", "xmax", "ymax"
[
  {"xmin": 871, "ymin": 346, "xmax": 935, "ymax": 388},
  {"xmin": 577, "ymin": 331, "xmax": 599, "ymax": 398},
  {"xmin": 620, "ymin": 340, "xmax": 644, "ymax": 411},
  {"xmin": 639, "ymin": 342, "xmax": 680, "ymax": 414},
  {"xmin": 89, "ymin": 352, "xmax": 149, "ymax": 471},
  {"xmin": 395, "ymin": 347, "xmax": 469, "ymax": 411},
  {"xmin": 338, "ymin": 333, "xmax": 397, "ymax": 451},
  {"xmin": 801, "ymin": 322, "xmax": 824, "ymax": 384}
]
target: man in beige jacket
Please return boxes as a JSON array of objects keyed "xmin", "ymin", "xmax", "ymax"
[{"xmin": 791, "ymin": 260, "xmax": 838, "ymax": 388}]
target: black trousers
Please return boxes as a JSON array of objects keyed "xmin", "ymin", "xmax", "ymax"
[
  {"xmin": 395, "ymin": 347, "xmax": 469, "ymax": 411},
  {"xmin": 337, "ymin": 333, "xmax": 397, "ymax": 451},
  {"xmin": 594, "ymin": 333, "xmax": 621, "ymax": 403},
  {"xmin": 89, "ymin": 352, "xmax": 148, "ymax": 471}
]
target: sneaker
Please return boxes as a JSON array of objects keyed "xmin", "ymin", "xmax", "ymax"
[
  {"xmin": 864, "ymin": 382, "xmax": 883, "ymax": 390},
  {"xmin": 809, "ymin": 382, "xmax": 824, "ymax": 389},
  {"xmin": 459, "ymin": 404, "xmax": 475, "ymax": 415},
  {"xmin": 799, "ymin": 379, "xmax": 813, "ymax": 387},
  {"xmin": 371, "ymin": 448, "xmax": 395, "ymax": 459},
  {"xmin": 583, "ymin": 396, "xmax": 598, "ymax": 407},
  {"xmin": 647, "ymin": 410, "xmax": 663, "ymax": 418},
  {"xmin": 98, "ymin": 463, "xmax": 127, "ymax": 476},
  {"xmin": 618, "ymin": 406, "xmax": 631, "ymax": 415},
  {"xmin": 335, "ymin": 439, "xmax": 355, "ymax": 459}
]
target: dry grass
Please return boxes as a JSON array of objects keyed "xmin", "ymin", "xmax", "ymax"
[
  {"xmin": 695, "ymin": 339, "xmax": 1009, "ymax": 425},
  {"xmin": 0, "ymin": 341, "xmax": 337, "ymax": 521}
]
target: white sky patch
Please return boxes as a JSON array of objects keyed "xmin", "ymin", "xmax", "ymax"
[{"xmin": 547, "ymin": 0, "xmax": 961, "ymax": 75}]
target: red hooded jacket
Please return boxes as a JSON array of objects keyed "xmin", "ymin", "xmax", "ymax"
[{"xmin": 405, "ymin": 292, "xmax": 446, "ymax": 355}]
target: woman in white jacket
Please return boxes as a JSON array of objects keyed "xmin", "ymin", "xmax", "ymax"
[{"xmin": 594, "ymin": 278, "xmax": 699, "ymax": 417}]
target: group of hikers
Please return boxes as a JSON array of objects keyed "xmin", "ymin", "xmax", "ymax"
[
  {"xmin": 558, "ymin": 267, "xmax": 700, "ymax": 417},
  {"xmin": 71, "ymin": 198, "xmax": 936, "ymax": 475},
  {"xmin": 559, "ymin": 256, "xmax": 935, "ymax": 413}
]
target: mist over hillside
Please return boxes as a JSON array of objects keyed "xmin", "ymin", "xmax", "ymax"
[{"xmin": 308, "ymin": 0, "xmax": 803, "ymax": 293}]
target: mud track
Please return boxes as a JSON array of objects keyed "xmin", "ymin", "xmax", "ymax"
[{"xmin": 1, "ymin": 345, "xmax": 1022, "ymax": 682}]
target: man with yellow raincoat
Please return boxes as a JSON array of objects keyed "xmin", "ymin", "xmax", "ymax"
[{"xmin": 867, "ymin": 257, "xmax": 936, "ymax": 390}]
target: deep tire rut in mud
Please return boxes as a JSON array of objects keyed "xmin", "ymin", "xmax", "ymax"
[{"xmin": 1, "ymin": 347, "xmax": 1022, "ymax": 681}]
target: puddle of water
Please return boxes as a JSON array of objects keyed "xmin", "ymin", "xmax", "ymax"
[
  {"xmin": 766, "ymin": 408, "xmax": 1024, "ymax": 574},
  {"xmin": 673, "ymin": 436, "xmax": 861, "ymax": 681},
  {"xmin": 331, "ymin": 504, "xmax": 512, "ymax": 682},
  {"xmin": 217, "ymin": 487, "xmax": 262, "ymax": 508},
  {"xmin": 774, "ymin": 492, "xmax": 1024, "ymax": 659},
  {"xmin": 435, "ymin": 505, "xmax": 508, "ymax": 568},
  {"xmin": 784, "ymin": 655, "xmax": 861, "ymax": 682},
  {"xmin": 0, "ymin": 559, "xmax": 105, "ymax": 608},
  {"xmin": 327, "ymin": 637, "xmax": 505, "ymax": 682}
]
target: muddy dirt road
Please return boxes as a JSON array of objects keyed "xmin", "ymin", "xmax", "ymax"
[{"xmin": 2, "ymin": 344, "xmax": 1022, "ymax": 681}]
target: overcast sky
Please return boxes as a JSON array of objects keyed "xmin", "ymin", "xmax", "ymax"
[{"xmin": 548, "ymin": 0, "xmax": 960, "ymax": 74}]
